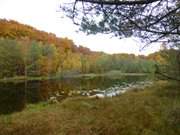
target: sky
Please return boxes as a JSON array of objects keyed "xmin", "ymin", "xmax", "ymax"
[{"xmin": 0, "ymin": 0, "xmax": 161, "ymax": 55}]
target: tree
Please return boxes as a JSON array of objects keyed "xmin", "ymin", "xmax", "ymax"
[
  {"xmin": 27, "ymin": 41, "xmax": 43, "ymax": 76},
  {"xmin": 60, "ymin": 0, "xmax": 180, "ymax": 44},
  {"xmin": 40, "ymin": 44, "xmax": 58, "ymax": 76},
  {"xmin": 60, "ymin": 0, "xmax": 180, "ymax": 81},
  {"xmin": 154, "ymin": 47, "xmax": 180, "ymax": 81},
  {"xmin": 0, "ymin": 39, "xmax": 24, "ymax": 78}
]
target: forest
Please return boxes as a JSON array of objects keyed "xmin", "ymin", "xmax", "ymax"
[{"xmin": 0, "ymin": 19, "xmax": 161, "ymax": 79}]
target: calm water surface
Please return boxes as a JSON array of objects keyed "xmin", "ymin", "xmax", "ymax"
[{"xmin": 0, "ymin": 75, "xmax": 150, "ymax": 114}]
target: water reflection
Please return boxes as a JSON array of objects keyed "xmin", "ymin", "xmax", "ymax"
[
  {"xmin": 0, "ymin": 75, "xmax": 149, "ymax": 114},
  {"xmin": 0, "ymin": 83, "xmax": 26, "ymax": 114}
]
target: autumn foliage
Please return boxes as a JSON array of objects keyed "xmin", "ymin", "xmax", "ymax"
[{"xmin": 0, "ymin": 19, "xmax": 156, "ymax": 78}]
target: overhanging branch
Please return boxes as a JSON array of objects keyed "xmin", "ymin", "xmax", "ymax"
[{"xmin": 76, "ymin": 0, "xmax": 160, "ymax": 5}]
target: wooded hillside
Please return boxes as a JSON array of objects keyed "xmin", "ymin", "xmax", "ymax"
[{"xmin": 0, "ymin": 19, "xmax": 156, "ymax": 78}]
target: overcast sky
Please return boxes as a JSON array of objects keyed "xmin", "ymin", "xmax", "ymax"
[{"xmin": 0, "ymin": 0, "xmax": 160, "ymax": 55}]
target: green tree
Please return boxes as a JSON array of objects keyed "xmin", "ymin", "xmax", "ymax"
[
  {"xmin": 155, "ymin": 47, "xmax": 180, "ymax": 81},
  {"xmin": 27, "ymin": 41, "xmax": 43, "ymax": 76},
  {"xmin": 0, "ymin": 38, "xmax": 23, "ymax": 78}
]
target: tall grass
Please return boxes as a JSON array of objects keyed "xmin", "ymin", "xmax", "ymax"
[{"xmin": 0, "ymin": 81, "xmax": 179, "ymax": 135}]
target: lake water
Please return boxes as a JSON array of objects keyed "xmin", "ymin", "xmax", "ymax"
[{"xmin": 0, "ymin": 75, "xmax": 150, "ymax": 114}]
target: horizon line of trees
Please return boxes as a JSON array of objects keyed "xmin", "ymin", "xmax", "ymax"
[
  {"xmin": 1, "ymin": 19, "xmax": 179, "ymax": 80},
  {"xmin": 0, "ymin": 38, "xmax": 156, "ymax": 78}
]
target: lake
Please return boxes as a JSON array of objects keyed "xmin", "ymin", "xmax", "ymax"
[{"xmin": 0, "ymin": 75, "xmax": 150, "ymax": 114}]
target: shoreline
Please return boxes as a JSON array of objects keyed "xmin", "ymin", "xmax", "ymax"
[
  {"xmin": 0, "ymin": 81, "xmax": 179, "ymax": 135},
  {"xmin": 0, "ymin": 72, "xmax": 151, "ymax": 83}
]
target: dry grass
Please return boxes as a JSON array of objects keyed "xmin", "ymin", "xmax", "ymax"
[{"xmin": 0, "ymin": 81, "xmax": 179, "ymax": 135}]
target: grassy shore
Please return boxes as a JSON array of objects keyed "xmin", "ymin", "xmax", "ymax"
[
  {"xmin": 66, "ymin": 70, "xmax": 150, "ymax": 79},
  {"xmin": 0, "ymin": 70, "xmax": 150, "ymax": 83},
  {"xmin": 0, "ymin": 81, "xmax": 179, "ymax": 135},
  {"xmin": 0, "ymin": 76, "xmax": 52, "ymax": 83},
  {"xmin": 0, "ymin": 75, "xmax": 64, "ymax": 83}
]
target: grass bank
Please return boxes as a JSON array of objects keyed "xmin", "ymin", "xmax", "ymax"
[
  {"xmin": 0, "ymin": 71, "xmax": 150, "ymax": 83},
  {"xmin": 68, "ymin": 70, "xmax": 150, "ymax": 78},
  {"xmin": 0, "ymin": 76, "xmax": 54, "ymax": 83},
  {"xmin": 0, "ymin": 81, "xmax": 179, "ymax": 135}
]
